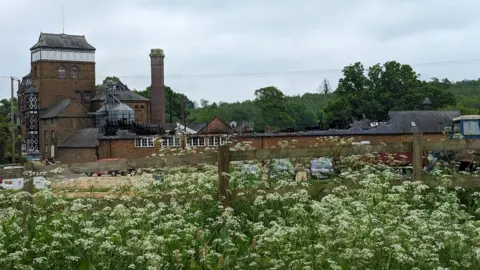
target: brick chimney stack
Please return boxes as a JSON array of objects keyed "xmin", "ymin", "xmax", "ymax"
[{"xmin": 150, "ymin": 48, "xmax": 165, "ymax": 124}]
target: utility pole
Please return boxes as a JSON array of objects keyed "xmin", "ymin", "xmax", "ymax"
[{"xmin": 10, "ymin": 77, "xmax": 18, "ymax": 164}]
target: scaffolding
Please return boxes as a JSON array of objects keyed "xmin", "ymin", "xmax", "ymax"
[{"xmin": 91, "ymin": 80, "xmax": 135, "ymax": 128}]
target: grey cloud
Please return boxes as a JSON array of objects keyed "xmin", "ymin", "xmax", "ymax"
[{"xmin": 1, "ymin": 0, "xmax": 480, "ymax": 104}]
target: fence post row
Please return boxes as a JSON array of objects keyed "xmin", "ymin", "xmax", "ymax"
[{"xmin": 218, "ymin": 144, "xmax": 230, "ymax": 207}]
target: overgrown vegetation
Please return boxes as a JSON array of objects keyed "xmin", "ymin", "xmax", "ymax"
[{"xmin": 2, "ymin": 140, "xmax": 480, "ymax": 269}]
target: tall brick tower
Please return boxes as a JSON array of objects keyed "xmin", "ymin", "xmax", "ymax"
[
  {"xmin": 19, "ymin": 32, "xmax": 96, "ymax": 156},
  {"xmin": 149, "ymin": 49, "xmax": 165, "ymax": 124}
]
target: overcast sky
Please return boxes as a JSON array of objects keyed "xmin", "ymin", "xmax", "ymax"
[{"xmin": 1, "ymin": 0, "xmax": 480, "ymax": 104}]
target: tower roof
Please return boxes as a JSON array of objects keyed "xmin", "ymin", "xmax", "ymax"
[
  {"xmin": 422, "ymin": 97, "xmax": 432, "ymax": 105},
  {"xmin": 30, "ymin": 32, "xmax": 96, "ymax": 51}
]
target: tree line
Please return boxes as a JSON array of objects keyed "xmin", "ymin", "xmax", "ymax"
[{"xmin": 133, "ymin": 60, "xmax": 480, "ymax": 131}]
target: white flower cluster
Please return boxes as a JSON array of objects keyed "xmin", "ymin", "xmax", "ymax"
[{"xmin": 1, "ymin": 158, "xmax": 480, "ymax": 269}]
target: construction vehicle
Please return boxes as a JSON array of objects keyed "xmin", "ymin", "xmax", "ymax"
[{"xmin": 442, "ymin": 115, "xmax": 480, "ymax": 171}]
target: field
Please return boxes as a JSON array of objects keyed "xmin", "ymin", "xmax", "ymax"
[{"xmin": 2, "ymin": 154, "xmax": 480, "ymax": 269}]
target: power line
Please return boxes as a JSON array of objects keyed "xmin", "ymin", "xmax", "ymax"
[{"xmin": 2, "ymin": 57, "xmax": 480, "ymax": 80}]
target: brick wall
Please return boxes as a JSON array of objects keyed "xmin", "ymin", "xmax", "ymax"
[
  {"xmin": 31, "ymin": 61, "xmax": 95, "ymax": 110},
  {"xmin": 124, "ymin": 101, "xmax": 150, "ymax": 123},
  {"xmin": 40, "ymin": 117, "xmax": 93, "ymax": 158},
  {"xmin": 98, "ymin": 138, "xmax": 161, "ymax": 159},
  {"xmin": 235, "ymin": 133, "xmax": 447, "ymax": 149},
  {"xmin": 90, "ymin": 133, "xmax": 448, "ymax": 163},
  {"xmin": 56, "ymin": 147, "xmax": 97, "ymax": 164}
]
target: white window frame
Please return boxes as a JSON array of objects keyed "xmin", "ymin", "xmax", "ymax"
[
  {"xmin": 162, "ymin": 136, "xmax": 181, "ymax": 148},
  {"xmin": 186, "ymin": 136, "xmax": 205, "ymax": 147},
  {"xmin": 208, "ymin": 136, "xmax": 227, "ymax": 146},
  {"xmin": 135, "ymin": 137, "xmax": 155, "ymax": 148}
]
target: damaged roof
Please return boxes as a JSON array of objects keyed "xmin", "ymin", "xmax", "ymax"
[
  {"xmin": 41, "ymin": 99, "xmax": 72, "ymax": 119},
  {"xmin": 30, "ymin": 33, "xmax": 96, "ymax": 51},
  {"xmin": 58, "ymin": 128, "xmax": 99, "ymax": 148},
  {"xmin": 239, "ymin": 110, "xmax": 461, "ymax": 138}
]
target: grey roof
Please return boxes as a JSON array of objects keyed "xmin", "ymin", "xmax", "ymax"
[
  {"xmin": 97, "ymin": 102, "xmax": 134, "ymax": 113},
  {"xmin": 41, "ymin": 99, "xmax": 71, "ymax": 119},
  {"xmin": 188, "ymin": 122, "xmax": 208, "ymax": 132},
  {"xmin": 18, "ymin": 74, "xmax": 32, "ymax": 94},
  {"xmin": 30, "ymin": 33, "xmax": 96, "ymax": 51},
  {"xmin": 58, "ymin": 128, "xmax": 99, "ymax": 148},
  {"xmin": 423, "ymin": 97, "xmax": 432, "ymax": 105},
  {"xmin": 24, "ymin": 86, "xmax": 37, "ymax": 94},
  {"xmin": 239, "ymin": 110, "xmax": 461, "ymax": 138},
  {"xmin": 92, "ymin": 90, "xmax": 149, "ymax": 102},
  {"xmin": 385, "ymin": 110, "xmax": 459, "ymax": 134},
  {"xmin": 97, "ymin": 129, "xmax": 139, "ymax": 140}
]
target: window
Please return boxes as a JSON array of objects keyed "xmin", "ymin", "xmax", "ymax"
[
  {"xmin": 58, "ymin": 66, "xmax": 66, "ymax": 79},
  {"xmin": 71, "ymin": 67, "xmax": 78, "ymax": 78},
  {"xmin": 44, "ymin": 144, "xmax": 48, "ymax": 153},
  {"xmin": 463, "ymin": 121, "xmax": 480, "ymax": 136},
  {"xmin": 51, "ymin": 130, "xmax": 55, "ymax": 140},
  {"xmin": 208, "ymin": 136, "xmax": 227, "ymax": 146},
  {"xmin": 140, "ymin": 105, "xmax": 144, "ymax": 109},
  {"xmin": 135, "ymin": 137, "xmax": 155, "ymax": 148},
  {"xmin": 44, "ymin": 131, "xmax": 48, "ymax": 139},
  {"xmin": 135, "ymin": 105, "xmax": 139, "ymax": 109},
  {"xmin": 162, "ymin": 137, "xmax": 181, "ymax": 148},
  {"xmin": 187, "ymin": 136, "xmax": 205, "ymax": 147}
]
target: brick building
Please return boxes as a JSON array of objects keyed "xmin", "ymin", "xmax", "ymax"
[
  {"xmin": 15, "ymin": 32, "xmax": 463, "ymax": 164},
  {"xmin": 16, "ymin": 32, "xmax": 158, "ymax": 163}
]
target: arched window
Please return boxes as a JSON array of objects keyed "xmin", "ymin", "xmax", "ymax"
[
  {"xmin": 58, "ymin": 66, "xmax": 66, "ymax": 79},
  {"xmin": 71, "ymin": 66, "xmax": 78, "ymax": 78},
  {"xmin": 33, "ymin": 65, "xmax": 38, "ymax": 79}
]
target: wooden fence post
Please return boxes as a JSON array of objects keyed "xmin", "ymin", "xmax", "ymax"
[
  {"xmin": 22, "ymin": 162, "xmax": 34, "ymax": 194},
  {"xmin": 412, "ymin": 133, "xmax": 423, "ymax": 182},
  {"xmin": 218, "ymin": 144, "xmax": 230, "ymax": 207}
]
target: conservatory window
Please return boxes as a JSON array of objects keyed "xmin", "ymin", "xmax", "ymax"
[
  {"xmin": 71, "ymin": 67, "xmax": 78, "ymax": 78},
  {"xmin": 463, "ymin": 121, "xmax": 480, "ymax": 136},
  {"xmin": 186, "ymin": 136, "xmax": 205, "ymax": 147},
  {"xmin": 208, "ymin": 136, "xmax": 226, "ymax": 146},
  {"xmin": 135, "ymin": 137, "xmax": 154, "ymax": 148},
  {"xmin": 58, "ymin": 66, "xmax": 66, "ymax": 79},
  {"xmin": 162, "ymin": 136, "xmax": 180, "ymax": 147}
]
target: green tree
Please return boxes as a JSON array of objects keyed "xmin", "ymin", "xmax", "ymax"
[
  {"xmin": 285, "ymin": 101, "xmax": 318, "ymax": 126},
  {"xmin": 325, "ymin": 61, "xmax": 457, "ymax": 123},
  {"xmin": 102, "ymin": 76, "xmax": 121, "ymax": 84},
  {"xmin": 254, "ymin": 86, "xmax": 294, "ymax": 129},
  {"xmin": 135, "ymin": 86, "xmax": 195, "ymax": 123}
]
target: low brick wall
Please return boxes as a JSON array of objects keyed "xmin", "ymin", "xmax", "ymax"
[
  {"xmin": 57, "ymin": 148, "xmax": 97, "ymax": 164},
  {"xmin": 95, "ymin": 133, "xmax": 448, "ymax": 161}
]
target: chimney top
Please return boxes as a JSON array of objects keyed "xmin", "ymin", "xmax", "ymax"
[{"xmin": 150, "ymin": 48, "xmax": 164, "ymax": 57}]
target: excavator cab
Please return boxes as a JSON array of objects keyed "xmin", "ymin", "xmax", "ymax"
[
  {"xmin": 443, "ymin": 115, "xmax": 480, "ymax": 171},
  {"xmin": 447, "ymin": 115, "xmax": 480, "ymax": 140}
]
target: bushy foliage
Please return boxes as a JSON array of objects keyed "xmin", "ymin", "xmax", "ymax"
[{"xmin": 2, "ymin": 157, "xmax": 480, "ymax": 269}]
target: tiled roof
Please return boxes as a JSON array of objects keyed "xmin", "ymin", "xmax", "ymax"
[
  {"xmin": 92, "ymin": 87, "xmax": 149, "ymax": 102},
  {"xmin": 30, "ymin": 33, "xmax": 96, "ymax": 51},
  {"xmin": 58, "ymin": 128, "xmax": 99, "ymax": 148},
  {"xmin": 41, "ymin": 99, "xmax": 71, "ymax": 119},
  {"xmin": 239, "ymin": 110, "xmax": 460, "ymax": 138}
]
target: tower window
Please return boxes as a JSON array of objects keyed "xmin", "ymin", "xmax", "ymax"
[
  {"xmin": 58, "ymin": 66, "xmax": 66, "ymax": 79},
  {"xmin": 71, "ymin": 67, "xmax": 78, "ymax": 78}
]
